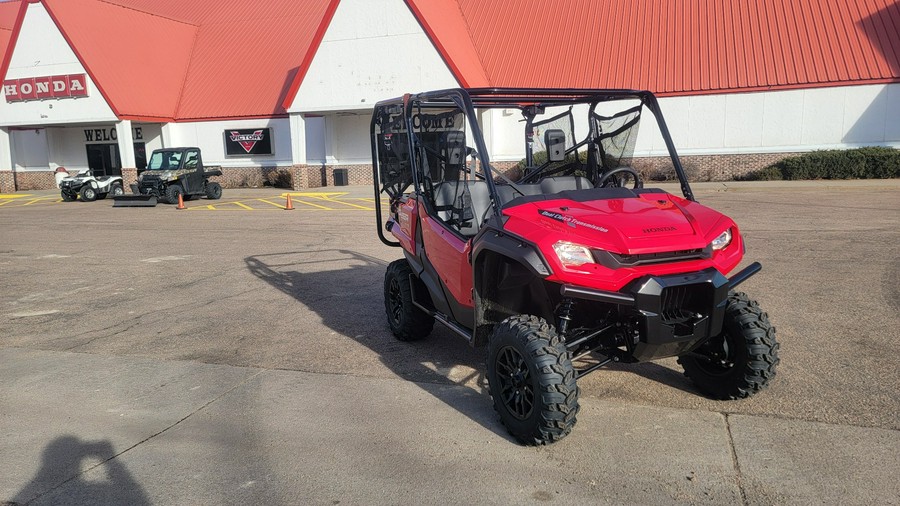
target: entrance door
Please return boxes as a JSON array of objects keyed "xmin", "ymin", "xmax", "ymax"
[{"xmin": 85, "ymin": 144, "xmax": 121, "ymax": 177}]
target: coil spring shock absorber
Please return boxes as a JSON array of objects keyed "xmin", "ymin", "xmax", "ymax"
[{"xmin": 556, "ymin": 297, "xmax": 576, "ymax": 337}]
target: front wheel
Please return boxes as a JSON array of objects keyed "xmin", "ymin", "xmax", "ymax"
[
  {"xmin": 79, "ymin": 185, "xmax": 97, "ymax": 202},
  {"xmin": 383, "ymin": 259, "xmax": 434, "ymax": 341},
  {"xmin": 487, "ymin": 315, "xmax": 579, "ymax": 445},
  {"xmin": 678, "ymin": 292, "xmax": 779, "ymax": 399},
  {"xmin": 164, "ymin": 185, "xmax": 183, "ymax": 205},
  {"xmin": 61, "ymin": 191, "xmax": 75, "ymax": 202}
]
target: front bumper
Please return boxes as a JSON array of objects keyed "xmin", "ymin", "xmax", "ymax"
[
  {"xmin": 560, "ymin": 265, "xmax": 759, "ymax": 362},
  {"xmin": 134, "ymin": 178, "xmax": 164, "ymax": 197}
]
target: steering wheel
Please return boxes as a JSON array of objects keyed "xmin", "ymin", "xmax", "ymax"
[{"xmin": 597, "ymin": 167, "xmax": 643, "ymax": 189}]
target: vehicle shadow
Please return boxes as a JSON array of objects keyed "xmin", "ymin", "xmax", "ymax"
[
  {"xmin": 244, "ymin": 249, "xmax": 513, "ymax": 442},
  {"xmin": 10, "ymin": 436, "xmax": 149, "ymax": 506}
]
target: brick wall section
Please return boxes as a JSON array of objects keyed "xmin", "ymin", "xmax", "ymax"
[
  {"xmin": 122, "ymin": 168, "xmax": 138, "ymax": 189},
  {"xmin": 6, "ymin": 171, "xmax": 57, "ymax": 191},
  {"xmin": 0, "ymin": 153, "xmax": 803, "ymax": 192},
  {"xmin": 290, "ymin": 165, "xmax": 324, "ymax": 189},
  {"xmin": 0, "ymin": 172, "xmax": 15, "ymax": 193},
  {"xmin": 631, "ymin": 152, "xmax": 799, "ymax": 182},
  {"xmin": 211, "ymin": 166, "xmax": 293, "ymax": 189}
]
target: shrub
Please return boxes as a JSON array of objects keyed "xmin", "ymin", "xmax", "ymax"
[
  {"xmin": 857, "ymin": 146, "xmax": 900, "ymax": 179},
  {"xmin": 743, "ymin": 165, "xmax": 783, "ymax": 181},
  {"xmin": 747, "ymin": 147, "xmax": 900, "ymax": 181}
]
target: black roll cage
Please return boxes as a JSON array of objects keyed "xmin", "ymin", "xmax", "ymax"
[{"xmin": 372, "ymin": 88, "xmax": 695, "ymax": 248}]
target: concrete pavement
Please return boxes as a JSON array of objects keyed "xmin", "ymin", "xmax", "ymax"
[
  {"xmin": 4, "ymin": 347, "xmax": 898, "ymax": 505},
  {"xmin": 1, "ymin": 180, "xmax": 899, "ymax": 504}
]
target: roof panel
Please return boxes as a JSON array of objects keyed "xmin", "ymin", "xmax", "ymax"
[
  {"xmin": 409, "ymin": 0, "xmax": 900, "ymax": 95},
  {"xmin": 176, "ymin": 1, "xmax": 333, "ymax": 119},
  {"xmin": 43, "ymin": 0, "xmax": 196, "ymax": 119},
  {"xmin": 0, "ymin": 0, "xmax": 22, "ymax": 78}
]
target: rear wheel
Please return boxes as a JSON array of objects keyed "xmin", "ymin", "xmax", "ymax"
[
  {"xmin": 110, "ymin": 183, "xmax": 124, "ymax": 197},
  {"xmin": 205, "ymin": 182, "xmax": 222, "ymax": 200},
  {"xmin": 79, "ymin": 185, "xmax": 97, "ymax": 202},
  {"xmin": 164, "ymin": 185, "xmax": 183, "ymax": 205},
  {"xmin": 678, "ymin": 292, "xmax": 779, "ymax": 399},
  {"xmin": 487, "ymin": 315, "xmax": 579, "ymax": 445},
  {"xmin": 383, "ymin": 259, "xmax": 434, "ymax": 341}
]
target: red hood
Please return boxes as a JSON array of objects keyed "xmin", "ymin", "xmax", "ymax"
[{"xmin": 504, "ymin": 192, "xmax": 734, "ymax": 255}]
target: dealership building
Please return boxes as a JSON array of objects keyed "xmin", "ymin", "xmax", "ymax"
[{"xmin": 1, "ymin": 0, "xmax": 898, "ymax": 193}]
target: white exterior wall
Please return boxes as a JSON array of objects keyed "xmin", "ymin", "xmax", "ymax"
[
  {"xmin": 288, "ymin": 0, "xmax": 898, "ymax": 167},
  {"xmin": 0, "ymin": 2, "xmax": 117, "ymax": 127},
  {"xmin": 289, "ymin": 0, "xmax": 461, "ymax": 165},
  {"xmin": 163, "ymin": 118, "xmax": 292, "ymax": 167},
  {"xmin": 289, "ymin": 0, "xmax": 459, "ymax": 114},
  {"xmin": 19, "ymin": 124, "xmax": 161, "ymax": 172},
  {"xmin": 11, "ymin": 129, "xmax": 49, "ymax": 170},
  {"xmin": 483, "ymin": 83, "xmax": 900, "ymax": 162}
]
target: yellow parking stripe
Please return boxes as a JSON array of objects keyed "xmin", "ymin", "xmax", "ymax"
[
  {"xmin": 0, "ymin": 194, "xmax": 33, "ymax": 199},
  {"xmin": 317, "ymin": 197, "xmax": 372, "ymax": 210},
  {"xmin": 291, "ymin": 199, "xmax": 332, "ymax": 210},
  {"xmin": 234, "ymin": 201, "xmax": 254, "ymax": 210},
  {"xmin": 259, "ymin": 198, "xmax": 287, "ymax": 209}
]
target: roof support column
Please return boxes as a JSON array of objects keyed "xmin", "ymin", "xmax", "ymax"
[
  {"xmin": 0, "ymin": 127, "xmax": 13, "ymax": 171},
  {"xmin": 0, "ymin": 128, "xmax": 14, "ymax": 193},
  {"xmin": 290, "ymin": 112, "xmax": 307, "ymax": 165},
  {"xmin": 160, "ymin": 123, "xmax": 175, "ymax": 148},
  {"xmin": 116, "ymin": 120, "xmax": 136, "ymax": 169},
  {"xmin": 324, "ymin": 115, "xmax": 337, "ymax": 164}
]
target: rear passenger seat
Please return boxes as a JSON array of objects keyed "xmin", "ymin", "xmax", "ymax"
[{"xmin": 432, "ymin": 181, "xmax": 492, "ymax": 236}]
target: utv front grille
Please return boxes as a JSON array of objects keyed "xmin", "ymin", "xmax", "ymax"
[
  {"xmin": 659, "ymin": 284, "xmax": 713, "ymax": 324},
  {"xmin": 607, "ymin": 248, "xmax": 710, "ymax": 266}
]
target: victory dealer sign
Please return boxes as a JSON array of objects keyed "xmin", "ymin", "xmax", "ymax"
[
  {"xmin": 3, "ymin": 74, "xmax": 89, "ymax": 102},
  {"xmin": 224, "ymin": 128, "xmax": 273, "ymax": 155}
]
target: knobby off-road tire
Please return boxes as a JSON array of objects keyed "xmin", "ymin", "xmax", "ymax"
[
  {"xmin": 110, "ymin": 183, "xmax": 124, "ymax": 197},
  {"xmin": 205, "ymin": 182, "xmax": 222, "ymax": 200},
  {"xmin": 487, "ymin": 315, "xmax": 579, "ymax": 445},
  {"xmin": 165, "ymin": 185, "xmax": 183, "ymax": 205},
  {"xmin": 678, "ymin": 292, "xmax": 779, "ymax": 400},
  {"xmin": 384, "ymin": 259, "xmax": 434, "ymax": 341},
  {"xmin": 79, "ymin": 185, "xmax": 97, "ymax": 202},
  {"xmin": 61, "ymin": 191, "xmax": 75, "ymax": 202}
]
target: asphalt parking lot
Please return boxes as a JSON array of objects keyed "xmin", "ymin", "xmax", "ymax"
[{"xmin": 1, "ymin": 181, "xmax": 899, "ymax": 505}]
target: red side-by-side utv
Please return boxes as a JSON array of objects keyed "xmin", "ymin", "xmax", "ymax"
[{"xmin": 371, "ymin": 88, "xmax": 779, "ymax": 445}]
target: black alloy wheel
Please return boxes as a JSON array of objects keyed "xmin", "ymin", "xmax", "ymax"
[
  {"xmin": 678, "ymin": 291, "xmax": 779, "ymax": 399},
  {"xmin": 494, "ymin": 345, "xmax": 535, "ymax": 420},
  {"xmin": 487, "ymin": 315, "xmax": 579, "ymax": 445},
  {"xmin": 383, "ymin": 259, "xmax": 434, "ymax": 341}
]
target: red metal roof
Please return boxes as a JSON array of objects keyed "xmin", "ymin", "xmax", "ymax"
[
  {"xmin": 408, "ymin": 0, "xmax": 900, "ymax": 94},
  {"xmin": 0, "ymin": 1, "xmax": 23, "ymax": 83},
  {"xmin": 13, "ymin": 0, "xmax": 339, "ymax": 121},
  {"xmin": 4, "ymin": 0, "xmax": 899, "ymax": 122}
]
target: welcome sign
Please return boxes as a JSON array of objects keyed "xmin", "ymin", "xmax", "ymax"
[{"xmin": 3, "ymin": 74, "xmax": 89, "ymax": 102}]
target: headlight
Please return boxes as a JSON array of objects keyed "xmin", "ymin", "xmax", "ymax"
[
  {"xmin": 552, "ymin": 241, "xmax": 595, "ymax": 267},
  {"xmin": 711, "ymin": 228, "xmax": 733, "ymax": 251}
]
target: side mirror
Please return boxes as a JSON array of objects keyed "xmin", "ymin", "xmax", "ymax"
[{"xmin": 545, "ymin": 129, "xmax": 566, "ymax": 162}]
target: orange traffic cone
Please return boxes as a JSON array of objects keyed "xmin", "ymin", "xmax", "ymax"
[
  {"xmin": 176, "ymin": 193, "xmax": 185, "ymax": 210},
  {"xmin": 284, "ymin": 194, "xmax": 294, "ymax": 210}
]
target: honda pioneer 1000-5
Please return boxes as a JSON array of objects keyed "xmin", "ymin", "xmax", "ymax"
[{"xmin": 371, "ymin": 88, "xmax": 779, "ymax": 445}]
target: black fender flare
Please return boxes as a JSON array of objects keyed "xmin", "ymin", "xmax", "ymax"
[{"xmin": 470, "ymin": 227, "xmax": 554, "ymax": 346}]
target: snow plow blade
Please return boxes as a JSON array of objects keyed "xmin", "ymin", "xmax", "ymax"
[{"xmin": 113, "ymin": 195, "xmax": 158, "ymax": 207}]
